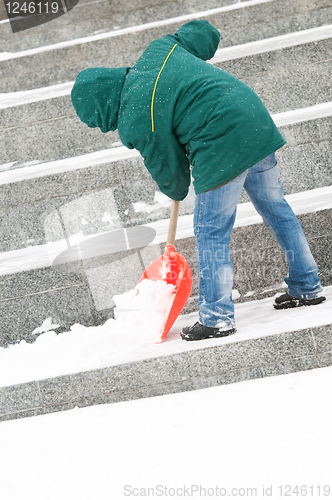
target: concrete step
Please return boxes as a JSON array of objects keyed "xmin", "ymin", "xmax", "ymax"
[
  {"xmin": 0, "ymin": 0, "xmax": 241, "ymax": 50},
  {"xmin": 0, "ymin": 107, "xmax": 331, "ymax": 246},
  {"xmin": 2, "ymin": 35, "xmax": 332, "ymax": 166},
  {"xmin": 0, "ymin": 185, "xmax": 331, "ymax": 345},
  {"xmin": 3, "ymin": 24, "xmax": 332, "ymax": 110},
  {"xmin": 0, "ymin": 297, "xmax": 331, "ymax": 422},
  {"xmin": 1, "ymin": 110, "xmax": 332, "ymax": 207},
  {"xmin": 2, "ymin": 23, "xmax": 332, "ymax": 112},
  {"xmin": 0, "ymin": 0, "xmax": 331, "ymax": 353},
  {"xmin": 1, "ymin": 0, "xmax": 332, "ymax": 92}
]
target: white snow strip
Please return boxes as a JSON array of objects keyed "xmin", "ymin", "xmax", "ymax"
[
  {"xmin": 1, "ymin": 100, "xmax": 332, "ymax": 183},
  {"xmin": 273, "ymin": 101, "xmax": 332, "ymax": 127},
  {"xmin": 0, "ymin": 81, "xmax": 74, "ymax": 109},
  {"xmin": 144, "ymin": 185, "xmax": 332, "ymax": 243},
  {"xmin": 0, "ymin": 146, "xmax": 140, "ymax": 186},
  {"xmin": 2, "ymin": 24, "xmax": 332, "ymax": 110},
  {"xmin": 0, "ymin": 18, "xmax": 9, "ymax": 24},
  {"xmin": 0, "ymin": 240, "xmax": 66, "ymax": 276},
  {"xmin": 0, "ymin": 0, "xmax": 274, "ymax": 62},
  {"xmin": 210, "ymin": 24, "xmax": 332, "ymax": 64},
  {"xmin": 0, "ymin": 161, "xmax": 17, "ymax": 172},
  {"xmin": 0, "ymin": 185, "xmax": 331, "ymax": 277},
  {"xmin": 0, "ymin": 284, "xmax": 331, "ymax": 388},
  {"xmin": 0, "ymin": 95, "xmax": 332, "ymax": 185}
]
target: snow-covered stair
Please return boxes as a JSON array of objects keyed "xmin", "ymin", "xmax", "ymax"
[
  {"xmin": 0, "ymin": 287, "xmax": 331, "ymax": 422},
  {"xmin": 0, "ymin": 0, "xmax": 331, "ymax": 417}
]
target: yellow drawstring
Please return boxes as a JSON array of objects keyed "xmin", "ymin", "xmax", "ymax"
[{"xmin": 151, "ymin": 44, "xmax": 177, "ymax": 132}]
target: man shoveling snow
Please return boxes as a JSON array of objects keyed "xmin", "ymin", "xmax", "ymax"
[{"xmin": 71, "ymin": 20, "xmax": 325, "ymax": 341}]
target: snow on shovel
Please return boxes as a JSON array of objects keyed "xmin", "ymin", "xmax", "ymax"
[{"xmin": 137, "ymin": 200, "xmax": 193, "ymax": 342}]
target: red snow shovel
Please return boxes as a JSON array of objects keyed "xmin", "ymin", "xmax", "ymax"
[{"xmin": 137, "ymin": 200, "xmax": 193, "ymax": 342}]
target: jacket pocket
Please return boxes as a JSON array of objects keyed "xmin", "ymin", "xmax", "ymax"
[
  {"xmin": 250, "ymin": 153, "xmax": 277, "ymax": 174},
  {"xmin": 231, "ymin": 170, "xmax": 247, "ymax": 183}
]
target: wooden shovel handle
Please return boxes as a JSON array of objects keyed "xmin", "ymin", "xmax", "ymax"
[{"xmin": 167, "ymin": 200, "xmax": 180, "ymax": 246}]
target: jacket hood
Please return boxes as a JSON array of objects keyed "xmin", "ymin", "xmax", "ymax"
[
  {"xmin": 71, "ymin": 67, "xmax": 130, "ymax": 133},
  {"xmin": 173, "ymin": 20, "xmax": 220, "ymax": 61}
]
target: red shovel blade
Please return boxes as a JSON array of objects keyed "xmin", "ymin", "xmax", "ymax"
[{"xmin": 138, "ymin": 244, "xmax": 192, "ymax": 341}]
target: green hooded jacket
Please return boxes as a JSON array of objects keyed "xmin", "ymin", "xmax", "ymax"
[{"xmin": 71, "ymin": 20, "xmax": 286, "ymax": 201}]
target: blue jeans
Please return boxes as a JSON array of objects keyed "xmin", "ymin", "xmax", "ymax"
[{"xmin": 194, "ymin": 153, "xmax": 323, "ymax": 328}]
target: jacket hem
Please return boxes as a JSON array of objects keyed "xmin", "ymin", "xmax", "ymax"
[{"xmin": 193, "ymin": 139, "xmax": 286, "ymax": 195}]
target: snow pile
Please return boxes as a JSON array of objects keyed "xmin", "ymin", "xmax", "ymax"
[
  {"xmin": 133, "ymin": 191, "xmax": 172, "ymax": 213},
  {"xmin": 0, "ymin": 285, "xmax": 331, "ymax": 388},
  {"xmin": 112, "ymin": 278, "xmax": 175, "ymax": 335},
  {"xmin": 0, "ymin": 279, "xmax": 175, "ymax": 387},
  {"xmin": 32, "ymin": 317, "xmax": 60, "ymax": 335}
]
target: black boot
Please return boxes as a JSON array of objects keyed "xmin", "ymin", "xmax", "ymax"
[
  {"xmin": 181, "ymin": 321, "xmax": 236, "ymax": 341},
  {"xmin": 273, "ymin": 292, "xmax": 326, "ymax": 310}
]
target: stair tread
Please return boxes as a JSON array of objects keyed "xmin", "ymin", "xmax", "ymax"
[
  {"xmin": 0, "ymin": 285, "xmax": 331, "ymax": 391},
  {"xmin": 0, "ymin": 0, "xmax": 331, "ymax": 414}
]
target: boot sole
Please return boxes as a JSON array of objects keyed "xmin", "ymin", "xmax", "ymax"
[
  {"xmin": 274, "ymin": 296, "xmax": 326, "ymax": 310},
  {"xmin": 181, "ymin": 327, "xmax": 236, "ymax": 341}
]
